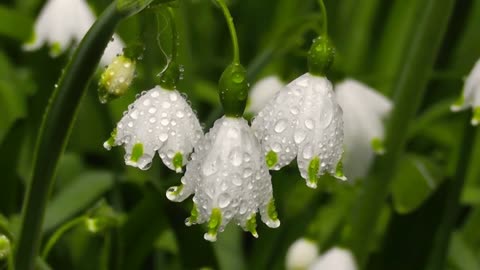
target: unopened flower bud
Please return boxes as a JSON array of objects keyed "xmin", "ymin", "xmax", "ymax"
[{"xmin": 98, "ymin": 55, "xmax": 136, "ymax": 103}]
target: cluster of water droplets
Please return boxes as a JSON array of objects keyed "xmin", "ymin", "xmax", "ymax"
[
  {"xmin": 166, "ymin": 117, "xmax": 280, "ymax": 240},
  {"xmin": 252, "ymin": 73, "xmax": 345, "ymax": 187},
  {"xmin": 105, "ymin": 85, "xmax": 203, "ymax": 171}
]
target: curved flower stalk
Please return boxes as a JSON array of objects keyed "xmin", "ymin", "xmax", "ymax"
[
  {"xmin": 286, "ymin": 238, "xmax": 319, "ymax": 270},
  {"xmin": 104, "ymin": 86, "xmax": 203, "ymax": 172},
  {"xmin": 335, "ymin": 79, "xmax": 392, "ymax": 180},
  {"xmin": 24, "ymin": 0, "xmax": 124, "ymax": 65},
  {"xmin": 252, "ymin": 73, "xmax": 345, "ymax": 188},
  {"xmin": 451, "ymin": 59, "xmax": 480, "ymax": 125},
  {"xmin": 246, "ymin": 76, "xmax": 283, "ymax": 115},
  {"xmin": 166, "ymin": 116, "xmax": 280, "ymax": 241},
  {"xmin": 309, "ymin": 247, "xmax": 357, "ymax": 270}
]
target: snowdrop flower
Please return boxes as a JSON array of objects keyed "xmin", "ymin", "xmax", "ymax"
[
  {"xmin": 246, "ymin": 76, "xmax": 283, "ymax": 114},
  {"xmin": 451, "ymin": 59, "xmax": 480, "ymax": 125},
  {"xmin": 286, "ymin": 238, "xmax": 319, "ymax": 270},
  {"xmin": 166, "ymin": 116, "xmax": 280, "ymax": 241},
  {"xmin": 252, "ymin": 73, "xmax": 345, "ymax": 188},
  {"xmin": 309, "ymin": 247, "xmax": 357, "ymax": 270},
  {"xmin": 104, "ymin": 86, "xmax": 203, "ymax": 172},
  {"xmin": 335, "ymin": 79, "xmax": 392, "ymax": 180},
  {"xmin": 24, "ymin": 0, "xmax": 124, "ymax": 65}
]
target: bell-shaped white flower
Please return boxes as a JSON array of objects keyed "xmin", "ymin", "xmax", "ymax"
[
  {"xmin": 24, "ymin": 0, "xmax": 124, "ymax": 65},
  {"xmin": 308, "ymin": 247, "xmax": 357, "ymax": 270},
  {"xmin": 104, "ymin": 86, "xmax": 203, "ymax": 172},
  {"xmin": 252, "ymin": 73, "xmax": 345, "ymax": 188},
  {"xmin": 166, "ymin": 116, "xmax": 280, "ymax": 241},
  {"xmin": 451, "ymin": 59, "xmax": 480, "ymax": 125},
  {"xmin": 246, "ymin": 76, "xmax": 283, "ymax": 114},
  {"xmin": 335, "ymin": 79, "xmax": 392, "ymax": 180},
  {"xmin": 286, "ymin": 238, "xmax": 319, "ymax": 270}
]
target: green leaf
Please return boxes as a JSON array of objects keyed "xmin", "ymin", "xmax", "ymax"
[
  {"xmin": 0, "ymin": 5, "xmax": 33, "ymax": 41},
  {"xmin": 43, "ymin": 171, "xmax": 114, "ymax": 232},
  {"xmin": 447, "ymin": 232, "xmax": 480, "ymax": 270},
  {"xmin": 391, "ymin": 154, "xmax": 444, "ymax": 214}
]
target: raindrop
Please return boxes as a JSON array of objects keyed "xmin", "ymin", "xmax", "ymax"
[
  {"xmin": 302, "ymin": 144, "xmax": 313, "ymax": 159},
  {"xmin": 243, "ymin": 168, "xmax": 253, "ymax": 178},
  {"xmin": 305, "ymin": 119, "xmax": 314, "ymax": 130},
  {"xmin": 229, "ymin": 148, "xmax": 243, "ymax": 166},
  {"xmin": 294, "ymin": 130, "xmax": 306, "ymax": 144},
  {"xmin": 162, "ymin": 101, "xmax": 171, "ymax": 109},
  {"xmin": 151, "ymin": 91, "xmax": 160, "ymax": 98},
  {"xmin": 272, "ymin": 143, "xmax": 282, "ymax": 152},
  {"xmin": 148, "ymin": 107, "xmax": 157, "ymax": 114},
  {"xmin": 149, "ymin": 117, "xmax": 157, "ymax": 123},
  {"xmin": 176, "ymin": 110, "xmax": 185, "ymax": 118},
  {"xmin": 274, "ymin": 119, "xmax": 287, "ymax": 133},
  {"xmin": 159, "ymin": 133, "xmax": 168, "ymax": 142}
]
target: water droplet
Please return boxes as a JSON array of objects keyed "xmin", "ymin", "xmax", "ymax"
[
  {"xmin": 162, "ymin": 101, "xmax": 171, "ymax": 109},
  {"xmin": 176, "ymin": 110, "xmax": 185, "ymax": 118},
  {"xmin": 159, "ymin": 133, "xmax": 168, "ymax": 142},
  {"xmin": 232, "ymin": 174, "xmax": 242, "ymax": 186},
  {"xmin": 161, "ymin": 119, "xmax": 169, "ymax": 126},
  {"xmin": 272, "ymin": 143, "xmax": 282, "ymax": 152},
  {"xmin": 169, "ymin": 93, "xmax": 178, "ymax": 101},
  {"xmin": 302, "ymin": 144, "xmax": 313, "ymax": 159},
  {"xmin": 127, "ymin": 121, "xmax": 133, "ymax": 128},
  {"xmin": 243, "ymin": 168, "xmax": 253, "ymax": 178},
  {"xmin": 229, "ymin": 148, "xmax": 243, "ymax": 166},
  {"xmin": 227, "ymin": 127, "xmax": 239, "ymax": 139},
  {"xmin": 219, "ymin": 193, "xmax": 231, "ymax": 208},
  {"xmin": 305, "ymin": 119, "xmax": 314, "ymax": 130},
  {"xmin": 148, "ymin": 107, "xmax": 157, "ymax": 114},
  {"xmin": 239, "ymin": 204, "xmax": 247, "ymax": 214},
  {"xmin": 202, "ymin": 160, "xmax": 218, "ymax": 176},
  {"xmin": 297, "ymin": 78, "xmax": 308, "ymax": 87},
  {"xmin": 149, "ymin": 117, "xmax": 156, "ymax": 123},
  {"xmin": 151, "ymin": 91, "xmax": 159, "ymax": 98},
  {"xmin": 130, "ymin": 110, "xmax": 139, "ymax": 119},
  {"xmin": 290, "ymin": 107, "xmax": 299, "ymax": 115},
  {"xmin": 294, "ymin": 130, "xmax": 306, "ymax": 144},
  {"xmin": 274, "ymin": 119, "xmax": 287, "ymax": 133}
]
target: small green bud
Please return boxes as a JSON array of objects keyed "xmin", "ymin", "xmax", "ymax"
[
  {"xmin": 158, "ymin": 61, "xmax": 181, "ymax": 90},
  {"xmin": 85, "ymin": 201, "xmax": 122, "ymax": 234},
  {"xmin": 98, "ymin": 55, "xmax": 136, "ymax": 103},
  {"xmin": 0, "ymin": 235, "xmax": 11, "ymax": 260},
  {"xmin": 307, "ymin": 36, "xmax": 335, "ymax": 76},
  {"xmin": 218, "ymin": 63, "xmax": 249, "ymax": 117}
]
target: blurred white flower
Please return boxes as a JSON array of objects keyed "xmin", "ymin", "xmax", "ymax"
[
  {"xmin": 286, "ymin": 238, "xmax": 319, "ymax": 270},
  {"xmin": 335, "ymin": 79, "xmax": 392, "ymax": 180},
  {"xmin": 166, "ymin": 116, "xmax": 280, "ymax": 241},
  {"xmin": 451, "ymin": 59, "xmax": 480, "ymax": 125},
  {"xmin": 247, "ymin": 76, "xmax": 283, "ymax": 114},
  {"xmin": 24, "ymin": 0, "xmax": 124, "ymax": 65},
  {"xmin": 252, "ymin": 73, "xmax": 345, "ymax": 188},
  {"xmin": 104, "ymin": 86, "xmax": 203, "ymax": 172},
  {"xmin": 309, "ymin": 247, "xmax": 357, "ymax": 270},
  {"xmin": 0, "ymin": 234, "xmax": 10, "ymax": 260}
]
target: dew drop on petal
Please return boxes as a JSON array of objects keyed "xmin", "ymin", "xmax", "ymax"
[
  {"xmin": 305, "ymin": 119, "xmax": 314, "ymax": 130},
  {"xmin": 130, "ymin": 110, "xmax": 139, "ymax": 119},
  {"xmin": 158, "ymin": 133, "xmax": 168, "ymax": 142},
  {"xmin": 272, "ymin": 143, "xmax": 282, "ymax": 153},
  {"xmin": 294, "ymin": 130, "xmax": 306, "ymax": 144},
  {"xmin": 302, "ymin": 144, "xmax": 313, "ymax": 159},
  {"xmin": 274, "ymin": 119, "xmax": 287, "ymax": 133},
  {"xmin": 176, "ymin": 110, "xmax": 185, "ymax": 118},
  {"xmin": 243, "ymin": 168, "xmax": 253, "ymax": 178},
  {"xmin": 162, "ymin": 101, "xmax": 171, "ymax": 108},
  {"xmin": 229, "ymin": 149, "xmax": 243, "ymax": 166},
  {"xmin": 148, "ymin": 107, "xmax": 157, "ymax": 114},
  {"xmin": 219, "ymin": 193, "xmax": 231, "ymax": 208}
]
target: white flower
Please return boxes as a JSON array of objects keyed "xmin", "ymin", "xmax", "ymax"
[
  {"xmin": 104, "ymin": 86, "xmax": 203, "ymax": 172},
  {"xmin": 335, "ymin": 79, "xmax": 392, "ymax": 180},
  {"xmin": 252, "ymin": 73, "xmax": 345, "ymax": 188},
  {"xmin": 451, "ymin": 59, "xmax": 480, "ymax": 125},
  {"xmin": 24, "ymin": 0, "xmax": 124, "ymax": 65},
  {"xmin": 247, "ymin": 76, "xmax": 283, "ymax": 114},
  {"xmin": 166, "ymin": 116, "xmax": 280, "ymax": 241},
  {"xmin": 286, "ymin": 238, "xmax": 319, "ymax": 270},
  {"xmin": 308, "ymin": 247, "xmax": 357, "ymax": 270}
]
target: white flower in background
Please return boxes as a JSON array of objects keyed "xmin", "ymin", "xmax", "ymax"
[
  {"xmin": 24, "ymin": 0, "xmax": 124, "ymax": 65},
  {"xmin": 0, "ymin": 234, "xmax": 11, "ymax": 260},
  {"xmin": 104, "ymin": 86, "xmax": 203, "ymax": 172},
  {"xmin": 166, "ymin": 116, "xmax": 280, "ymax": 241},
  {"xmin": 246, "ymin": 76, "xmax": 283, "ymax": 114},
  {"xmin": 335, "ymin": 79, "xmax": 392, "ymax": 180},
  {"xmin": 286, "ymin": 238, "xmax": 319, "ymax": 270},
  {"xmin": 309, "ymin": 247, "xmax": 357, "ymax": 270},
  {"xmin": 252, "ymin": 73, "xmax": 345, "ymax": 188},
  {"xmin": 451, "ymin": 59, "xmax": 480, "ymax": 125}
]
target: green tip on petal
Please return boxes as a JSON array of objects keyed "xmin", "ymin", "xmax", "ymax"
[
  {"xmin": 246, "ymin": 213, "xmax": 258, "ymax": 238},
  {"xmin": 451, "ymin": 94, "xmax": 465, "ymax": 111},
  {"xmin": 371, "ymin": 137, "xmax": 385, "ymax": 155},
  {"xmin": 307, "ymin": 156, "xmax": 320, "ymax": 188},
  {"xmin": 205, "ymin": 208, "xmax": 222, "ymax": 242},
  {"xmin": 49, "ymin": 42, "xmax": 62, "ymax": 57},
  {"xmin": 130, "ymin": 143, "xmax": 144, "ymax": 163},
  {"xmin": 0, "ymin": 235, "xmax": 11, "ymax": 260},
  {"xmin": 173, "ymin": 152, "xmax": 184, "ymax": 173},
  {"xmin": 335, "ymin": 159, "xmax": 347, "ymax": 181},
  {"xmin": 103, "ymin": 128, "xmax": 117, "ymax": 150},
  {"xmin": 265, "ymin": 150, "xmax": 278, "ymax": 168},
  {"xmin": 472, "ymin": 107, "xmax": 480, "ymax": 126},
  {"xmin": 185, "ymin": 202, "xmax": 199, "ymax": 226},
  {"xmin": 267, "ymin": 198, "xmax": 279, "ymax": 221}
]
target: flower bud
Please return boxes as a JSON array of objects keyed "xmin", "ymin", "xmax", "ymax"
[
  {"xmin": 98, "ymin": 55, "xmax": 136, "ymax": 103},
  {"xmin": 218, "ymin": 63, "xmax": 249, "ymax": 117},
  {"xmin": 307, "ymin": 36, "xmax": 335, "ymax": 76},
  {"xmin": 85, "ymin": 201, "xmax": 122, "ymax": 234}
]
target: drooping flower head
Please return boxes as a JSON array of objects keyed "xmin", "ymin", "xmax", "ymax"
[
  {"xmin": 166, "ymin": 116, "xmax": 280, "ymax": 241},
  {"xmin": 286, "ymin": 238, "xmax": 319, "ymax": 270},
  {"xmin": 252, "ymin": 73, "xmax": 345, "ymax": 188},
  {"xmin": 246, "ymin": 76, "xmax": 283, "ymax": 115},
  {"xmin": 104, "ymin": 86, "xmax": 203, "ymax": 172},
  {"xmin": 24, "ymin": 0, "xmax": 124, "ymax": 65},
  {"xmin": 309, "ymin": 247, "xmax": 357, "ymax": 270},
  {"xmin": 335, "ymin": 79, "xmax": 392, "ymax": 180},
  {"xmin": 451, "ymin": 59, "xmax": 480, "ymax": 125}
]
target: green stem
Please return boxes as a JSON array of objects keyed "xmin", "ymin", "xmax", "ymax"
[
  {"xmin": 14, "ymin": 3, "xmax": 128, "ymax": 270},
  {"xmin": 214, "ymin": 0, "xmax": 240, "ymax": 63},
  {"xmin": 316, "ymin": 0, "xmax": 328, "ymax": 36},
  {"xmin": 41, "ymin": 216, "xmax": 86, "ymax": 259},
  {"xmin": 344, "ymin": 0, "xmax": 455, "ymax": 266},
  {"xmin": 425, "ymin": 120, "xmax": 476, "ymax": 270},
  {"xmin": 167, "ymin": 7, "xmax": 178, "ymax": 62}
]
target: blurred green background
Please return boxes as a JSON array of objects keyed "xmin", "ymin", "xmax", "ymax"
[{"xmin": 1, "ymin": 0, "xmax": 480, "ymax": 269}]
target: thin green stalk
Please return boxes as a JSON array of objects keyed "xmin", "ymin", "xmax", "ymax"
[
  {"xmin": 14, "ymin": 3, "xmax": 129, "ymax": 270},
  {"xmin": 41, "ymin": 216, "xmax": 86, "ymax": 259},
  {"xmin": 214, "ymin": 0, "xmax": 240, "ymax": 63},
  {"xmin": 316, "ymin": 0, "xmax": 328, "ymax": 36},
  {"xmin": 425, "ymin": 121, "xmax": 476, "ymax": 270},
  {"xmin": 344, "ymin": 0, "xmax": 455, "ymax": 266},
  {"xmin": 167, "ymin": 7, "xmax": 178, "ymax": 62}
]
